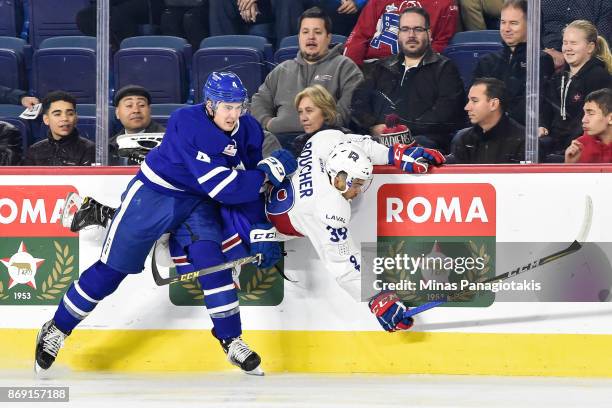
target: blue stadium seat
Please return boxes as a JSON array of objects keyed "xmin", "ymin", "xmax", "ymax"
[
  {"xmin": 150, "ymin": 103, "xmax": 185, "ymax": 126},
  {"xmin": 0, "ymin": 36, "xmax": 27, "ymax": 89},
  {"xmin": 0, "ymin": 0, "xmax": 18, "ymax": 37},
  {"xmin": 201, "ymin": 35, "xmax": 273, "ymax": 64},
  {"xmin": 32, "ymin": 36, "xmax": 97, "ymax": 103},
  {"xmin": 114, "ymin": 36, "xmax": 191, "ymax": 104},
  {"xmin": 0, "ymin": 104, "xmax": 30, "ymax": 153},
  {"xmin": 448, "ymin": 30, "xmax": 502, "ymax": 46},
  {"xmin": 278, "ymin": 34, "xmax": 347, "ymax": 49},
  {"xmin": 192, "ymin": 47, "xmax": 265, "ymax": 102},
  {"xmin": 442, "ymin": 42, "xmax": 504, "ymax": 89},
  {"xmin": 274, "ymin": 46, "xmax": 298, "ymax": 64},
  {"xmin": 28, "ymin": 0, "xmax": 89, "ymax": 49}
]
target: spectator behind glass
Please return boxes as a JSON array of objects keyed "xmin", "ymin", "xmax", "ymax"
[
  {"xmin": 343, "ymin": 0, "xmax": 459, "ymax": 67},
  {"xmin": 565, "ymin": 89, "xmax": 612, "ymax": 163},
  {"xmin": 292, "ymin": 84, "xmax": 347, "ymax": 154},
  {"xmin": 250, "ymin": 7, "xmax": 363, "ymax": 150},
  {"xmin": 459, "ymin": 0, "xmax": 503, "ymax": 31},
  {"xmin": 0, "ymin": 85, "xmax": 39, "ymax": 108},
  {"xmin": 22, "ymin": 91, "xmax": 95, "ymax": 166},
  {"xmin": 448, "ymin": 77, "xmax": 525, "ymax": 164},
  {"xmin": 161, "ymin": 0, "xmax": 209, "ymax": 49},
  {"xmin": 540, "ymin": 20, "xmax": 612, "ymax": 159},
  {"xmin": 0, "ymin": 121, "xmax": 22, "ymax": 166},
  {"xmin": 472, "ymin": 0, "xmax": 554, "ymax": 126},
  {"xmin": 541, "ymin": 0, "xmax": 611, "ymax": 70},
  {"xmin": 76, "ymin": 0, "xmax": 165, "ymax": 50},
  {"xmin": 110, "ymin": 85, "xmax": 166, "ymax": 165},
  {"xmin": 350, "ymin": 6, "xmax": 466, "ymax": 153}
]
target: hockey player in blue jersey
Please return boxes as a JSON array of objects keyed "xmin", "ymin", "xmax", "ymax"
[{"xmin": 35, "ymin": 72, "xmax": 296, "ymax": 376}]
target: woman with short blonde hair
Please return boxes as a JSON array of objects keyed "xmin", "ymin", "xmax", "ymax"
[{"xmin": 294, "ymin": 85, "xmax": 338, "ymax": 127}]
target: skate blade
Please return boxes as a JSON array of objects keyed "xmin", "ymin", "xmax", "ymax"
[
  {"xmin": 61, "ymin": 192, "xmax": 83, "ymax": 228},
  {"xmin": 244, "ymin": 366, "xmax": 264, "ymax": 376}
]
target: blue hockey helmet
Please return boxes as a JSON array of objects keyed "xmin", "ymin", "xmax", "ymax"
[{"xmin": 203, "ymin": 71, "xmax": 248, "ymax": 106}]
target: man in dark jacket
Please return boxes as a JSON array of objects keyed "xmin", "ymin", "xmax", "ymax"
[
  {"xmin": 110, "ymin": 85, "xmax": 165, "ymax": 164},
  {"xmin": 0, "ymin": 121, "xmax": 22, "ymax": 165},
  {"xmin": 0, "ymin": 85, "xmax": 39, "ymax": 108},
  {"xmin": 351, "ymin": 6, "xmax": 466, "ymax": 152},
  {"xmin": 448, "ymin": 78, "xmax": 525, "ymax": 164},
  {"xmin": 472, "ymin": 0, "xmax": 554, "ymax": 126},
  {"xmin": 23, "ymin": 91, "xmax": 95, "ymax": 166}
]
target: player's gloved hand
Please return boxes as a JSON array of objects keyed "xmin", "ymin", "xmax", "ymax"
[
  {"xmin": 257, "ymin": 149, "xmax": 297, "ymax": 187},
  {"xmin": 388, "ymin": 143, "xmax": 445, "ymax": 173},
  {"xmin": 369, "ymin": 291, "xmax": 414, "ymax": 332},
  {"xmin": 249, "ymin": 223, "xmax": 282, "ymax": 269}
]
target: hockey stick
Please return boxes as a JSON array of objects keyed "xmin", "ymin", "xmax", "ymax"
[
  {"xmin": 402, "ymin": 195, "xmax": 593, "ymax": 318},
  {"xmin": 150, "ymin": 242, "xmax": 262, "ymax": 286}
]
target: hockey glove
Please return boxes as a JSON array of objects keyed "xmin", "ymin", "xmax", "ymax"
[
  {"xmin": 249, "ymin": 223, "xmax": 282, "ymax": 269},
  {"xmin": 389, "ymin": 143, "xmax": 446, "ymax": 174},
  {"xmin": 257, "ymin": 149, "xmax": 297, "ymax": 187},
  {"xmin": 369, "ymin": 291, "xmax": 414, "ymax": 332}
]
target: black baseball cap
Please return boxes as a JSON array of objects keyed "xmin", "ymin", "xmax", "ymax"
[{"xmin": 114, "ymin": 85, "xmax": 152, "ymax": 106}]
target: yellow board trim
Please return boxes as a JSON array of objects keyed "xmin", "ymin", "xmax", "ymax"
[{"xmin": 4, "ymin": 329, "xmax": 612, "ymax": 376}]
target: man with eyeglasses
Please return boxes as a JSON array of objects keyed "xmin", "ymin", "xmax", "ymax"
[
  {"xmin": 351, "ymin": 6, "xmax": 466, "ymax": 153},
  {"xmin": 344, "ymin": 0, "xmax": 459, "ymax": 67}
]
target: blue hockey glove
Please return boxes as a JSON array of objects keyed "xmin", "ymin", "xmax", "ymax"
[
  {"xmin": 369, "ymin": 291, "xmax": 414, "ymax": 332},
  {"xmin": 249, "ymin": 223, "xmax": 282, "ymax": 269},
  {"xmin": 257, "ymin": 149, "xmax": 297, "ymax": 187},
  {"xmin": 389, "ymin": 143, "xmax": 445, "ymax": 173}
]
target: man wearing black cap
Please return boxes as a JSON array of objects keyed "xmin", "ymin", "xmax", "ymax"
[{"xmin": 110, "ymin": 84, "xmax": 165, "ymax": 165}]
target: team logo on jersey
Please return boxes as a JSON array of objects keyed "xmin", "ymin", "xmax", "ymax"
[
  {"xmin": 374, "ymin": 183, "xmax": 496, "ymax": 308},
  {"xmin": 0, "ymin": 186, "xmax": 79, "ymax": 305},
  {"xmin": 223, "ymin": 142, "xmax": 237, "ymax": 156},
  {"xmin": 196, "ymin": 151, "xmax": 211, "ymax": 163}
]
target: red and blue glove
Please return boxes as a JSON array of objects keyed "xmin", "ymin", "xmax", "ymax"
[
  {"xmin": 369, "ymin": 291, "xmax": 414, "ymax": 332},
  {"xmin": 388, "ymin": 143, "xmax": 445, "ymax": 173}
]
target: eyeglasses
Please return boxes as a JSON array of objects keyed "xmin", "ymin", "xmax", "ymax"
[{"xmin": 399, "ymin": 26, "xmax": 428, "ymax": 34}]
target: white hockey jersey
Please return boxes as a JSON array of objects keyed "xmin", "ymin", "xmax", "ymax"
[{"xmin": 265, "ymin": 129, "xmax": 391, "ymax": 301}]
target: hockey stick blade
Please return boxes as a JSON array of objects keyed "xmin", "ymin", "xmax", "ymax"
[
  {"xmin": 150, "ymin": 242, "xmax": 262, "ymax": 286},
  {"xmin": 402, "ymin": 240, "xmax": 583, "ymax": 318}
]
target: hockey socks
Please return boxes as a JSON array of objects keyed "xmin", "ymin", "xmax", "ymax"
[
  {"xmin": 189, "ymin": 240, "xmax": 242, "ymax": 340},
  {"xmin": 53, "ymin": 261, "xmax": 127, "ymax": 333}
]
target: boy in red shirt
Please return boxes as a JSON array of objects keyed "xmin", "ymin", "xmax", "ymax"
[{"xmin": 565, "ymin": 88, "xmax": 612, "ymax": 163}]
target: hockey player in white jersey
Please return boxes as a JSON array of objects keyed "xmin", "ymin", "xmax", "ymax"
[{"xmin": 266, "ymin": 129, "xmax": 445, "ymax": 332}]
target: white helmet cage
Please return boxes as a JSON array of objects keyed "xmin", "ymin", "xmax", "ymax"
[{"xmin": 325, "ymin": 143, "xmax": 374, "ymax": 194}]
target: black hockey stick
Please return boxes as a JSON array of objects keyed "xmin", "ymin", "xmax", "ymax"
[
  {"xmin": 402, "ymin": 195, "xmax": 593, "ymax": 318},
  {"xmin": 402, "ymin": 240, "xmax": 582, "ymax": 318},
  {"xmin": 150, "ymin": 241, "xmax": 261, "ymax": 286}
]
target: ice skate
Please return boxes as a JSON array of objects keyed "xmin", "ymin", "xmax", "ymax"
[
  {"xmin": 69, "ymin": 195, "xmax": 114, "ymax": 232},
  {"xmin": 216, "ymin": 331, "xmax": 263, "ymax": 376},
  {"xmin": 34, "ymin": 320, "xmax": 70, "ymax": 374}
]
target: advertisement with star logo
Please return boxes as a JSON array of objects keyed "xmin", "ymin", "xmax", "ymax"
[
  {"xmin": 376, "ymin": 183, "xmax": 496, "ymax": 307},
  {"xmin": 0, "ymin": 186, "xmax": 78, "ymax": 304}
]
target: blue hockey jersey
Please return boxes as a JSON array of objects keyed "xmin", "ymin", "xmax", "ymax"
[{"xmin": 137, "ymin": 104, "xmax": 266, "ymax": 205}]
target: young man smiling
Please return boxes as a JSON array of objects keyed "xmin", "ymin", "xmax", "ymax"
[{"xmin": 22, "ymin": 91, "xmax": 95, "ymax": 166}]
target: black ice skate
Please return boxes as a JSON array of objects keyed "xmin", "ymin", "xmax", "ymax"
[
  {"xmin": 69, "ymin": 195, "xmax": 115, "ymax": 232},
  {"xmin": 215, "ymin": 330, "xmax": 263, "ymax": 376},
  {"xmin": 34, "ymin": 320, "xmax": 70, "ymax": 374}
]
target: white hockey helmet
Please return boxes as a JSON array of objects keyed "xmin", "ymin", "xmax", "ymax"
[{"xmin": 325, "ymin": 143, "xmax": 373, "ymax": 194}]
